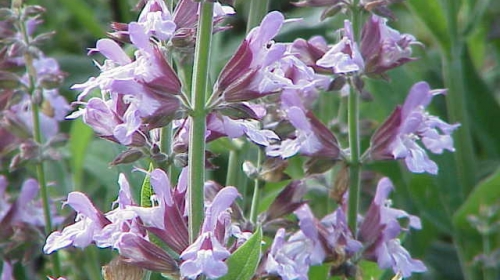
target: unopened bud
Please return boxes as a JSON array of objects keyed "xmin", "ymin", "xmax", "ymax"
[
  {"xmin": 328, "ymin": 76, "xmax": 347, "ymax": 91},
  {"xmin": 46, "ymin": 133, "xmax": 68, "ymax": 148},
  {"xmin": 320, "ymin": 4, "xmax": 343, "ymax": 21},
  {"xmin": 242, "ymin": 161, "xmax": 259, "ymax": 180},
  {"xmin": 173, "ymin": 153, "xmax": 188, "ymax": 168},
  {"xmin": 102, "ymin": 257, "xmax": 144, "ymax": 280},
  {"xmin": 331, "ymin": 163, "xmax": 349, "ymax": 203},
  {"xmin": 259, "ymin": 158, "xmax": 290, "ymax": 182},
  {"xmin": 110, "ymin": 148, "xmax": 144, "ymax": 166},
  {"xmin": 0, "ymin": 71, "xmax": 22, "ymax": 89},
  {"xmin": 19, "ymin": 140, "xmax": 39, "ymax": 160}
]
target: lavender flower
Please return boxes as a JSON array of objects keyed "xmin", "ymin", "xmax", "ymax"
[
  {"xmin": 44, "ymin": 173, "xmax": 144, "ymax": 253},
  {"xmin": 43, "ymin": 192, "xmax": 111, "ymax": 253},
  {"xmin": 213, "ymin": 11, "xmax": 289, "ymax": 102},
  {"xmin": 289, "ymin": 36, "xmax": 331, "ymax": 74},
  {"xmin": 369, "ymin": 82, "xmax": 460, "ymax": 174},
  {"xmin": 361, "ymin": 15, "xmax": 420, "ymax": 77},
  {"xmin": 317, "ymin": 20, "xmax": 364, "ymax": 74},
  {"xmin": 267, "ymin": 107, "xmax": 340, "ymax": 159},
  {"xmin": 69, "ymin": 23, "xmax": 182, "ymax": 145},
  {"xmin": 0, "ymin": 177, "xmax": 62, "ymax": 238},
  {"xmin": 179, "ymin": 187, "xmax": 240, "ymax": 279},
  {"xmin": 358, "ymin": 177, "xmax": 426, "ymax": 277},
  {"xmin": 137, "ymin": 0, "xmax": 176, "ymax": 40}
]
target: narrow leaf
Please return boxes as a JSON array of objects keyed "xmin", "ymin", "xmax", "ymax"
[
  {"xmin": 141, "ymin": 163, "xmax": 155, "ymax": 207},
  {"xmin": 406, "ymin": 0, "xmax": 450, "ymax": 51}
]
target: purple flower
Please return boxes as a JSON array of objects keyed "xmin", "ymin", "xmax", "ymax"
[
  {"xmin": 264, "ymin": 205, "xmax": 327, "ymax": 280},
  {"xmin": 317, "ymin": 20, "xmax": 364, "ymax": 74},
  {"xmin": 44, "ymin": 192, "xmax": 111, "ymax": 254},
  {"xmin": 68, "ymin": 98, "xmax": 146, "ymax": 146},
  {"xmin": 126, "ymin": 168, "xmax": 190, "ymax": 254},
  {"xmin": 1, "ymin": 260, "xmax": 14, "ymax": 280},
  {"xmin": 137, "ymin": 0, "xmax": 176, "ymax": 40},
  {"xmin": 260, "ymin": 180, "xmax": 307, "ymax": 223},
  {"xmin": 206, "ymin": 112, "xmax": 279, "ymax": 146},
  {"xmin": 369, "ymin": 82, "xmax": 460, "ymax": 174},
  {"xmin": 289, "ymin": 36, "xmax": 331, "ymax": 74},
  {"xmin": 361, "ymin": 15, "xmax": 420, "ymax": 76},
  {"xmin": 265, "ymin": 228, "xmax": 311, "ymax": 280},
  {"xmin": 320, "ymin": 207, "xmax": 363, "ymax": 259},
  {"xmin": 179, "ymin": 187, "xmax": 240, "ymax": 279},
  {"xmin": 44, "ymin": 173, "xmax": 146, "ymax": 254},
  {"xmin": 0, "ymin": 177, "xmax": 62, "ymax": 237},
  {"xmin": 70, "ymin": 24, "xmax": 182, "ymax": 141},
  {"xmin": 214, "ymin": 11, "xmax": 289, "ymax": 102},
  {"xmin": 116, "ymin": 233, "xmax": 179, "ymax": 273},
  {"xmin": 267, "ymin": 107, "xmax": 340, "ymax": 159},
  {"xmin": 358, "ymin": 177, "xmax": 426, "ymax": 277}
]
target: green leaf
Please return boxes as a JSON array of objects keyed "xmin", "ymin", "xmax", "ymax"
[
  {"xmin": 219, "ymin": 226, "xmax": 263, "ymax": 280},
  {"xmin": 69, "ymin": 118, "xmax": 94, "ymax": 191},
  {"xmin": 141, "ymin": 163, "xmax": 154, "ymax": 208},
  {"xmin": 452, "ymin": 169, "xmax": 500, "ymax": 279},
  {"xmin": 407, "ymin": 174, "xmax": 454, "ymax": 234},
  {"xmin": 462, "ymin": 47, "xmax": 500, "ymax": 159},
  {"xmin": 407, "ymin": 0, "xmax": 451, "ymax": 51},
  {"xmin": 58, "ymin": 0, "xmax": 106, "ymax": 38},
  {"xmin": 453, "ymin": 168, "xmax": 500, "ymax": 233}
]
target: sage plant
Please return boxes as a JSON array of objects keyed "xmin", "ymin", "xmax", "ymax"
[{"xmin": 37, "ymin": 0, "xmax": 462, "ymax": 279}]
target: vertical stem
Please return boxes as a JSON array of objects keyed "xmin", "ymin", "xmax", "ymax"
[
  {"xmin": 246, "ymin": 0, "xmax": 269, "ymax": 33},
  {"xmin": 442, "ymin": 1, "xmax": 476, "ymax": 279},
  {"xmin": 225, "ymin": 148, "xmax": 240, "ymax": 187},
  {"xmin": 18, "ymin": 14, "xmax": 61, "ymax": 276},
  {"xmin": 249, "ymin": 148, "xmax": 263, "ymax": 223},
  {"xmin": 187, "ymin": 1, "xmax": 213, "ymax": 243},
  {"xmin": 482, "ymin": 233, "xmax": 496, "ymax": 280},
  {"xmin": 347, "ymin": 79, "xmax": 361, "ymax": 235},
  {"xmin": 442, "ymin": 0, "xmax": 476, "ymax": 196},
  {"xmin": 347, "ymin": 0, "xmax": 362, "ymax": 236}
]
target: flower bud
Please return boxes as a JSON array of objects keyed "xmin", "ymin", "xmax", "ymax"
[{"xmin": 110, "ymin": 148, "xmax": 144, "ymax": 166}]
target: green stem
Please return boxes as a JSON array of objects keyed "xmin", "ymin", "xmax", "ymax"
[
  {"xmin": 187, "ymin": 1, "xmax": 213, "ymax": 243},
  {"xmin": 18, "ymin": 13, "xmax": 61, "ymax": 276},
  {"xmin": 225, "ymin": 147, "xmax": 240, "ymax": 187},
  {"xmin": 482, "ymin": 232, "xmax": 496, "ymax": 280},
  {"xmin": 246, "ymin": 0, "xmax": 269, "ymax": 33},
  {"xmin": 442, "ymin": 0, "xmax": 476, "ymax": 197},
  {"xmin": 249, "ymin": 148, "xmax": 263, "ymax": 223},
  {"xmin": 442, "ymin": 2, "xmax": 476, "ymax": 279},
  {"xmin": 347, "ymin": 79, "xmax": 361, "ymax": 235}
]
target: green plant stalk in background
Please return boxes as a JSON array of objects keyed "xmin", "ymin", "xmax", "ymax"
[
  {"xmin": 187, "ymin": 1, "xmax": 214, "ymax": 243},
  {"xmin": 18, "ymin": 14, "xmax": 62, "ymax": 276},
  {"xmin": 347, "ymin": 0, "xmax": 362, "ymax": 236},
  {"xmin": 243, "ymin": 0, "xmax": 269, "ymax": 225},
  {"xmin": 249, "ymin": 148, "xmax": 263, "ymax": 224},
  {"xmin": 442, "ymin": 1, "xmax": 478, "ymax": 279},
  {"xmin": 347, "ymin": 79, "xmax": 361, "ymax": 235},
  {"xmin": 246, "ymin": 0, "xmax": 269, "ymax": 33}
]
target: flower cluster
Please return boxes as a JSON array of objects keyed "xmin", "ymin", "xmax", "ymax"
[
  {"xmin": 37, "ymin": 0, "xmax": 462, "ymax": 279},
  {"xmin": 44, "ymin": 168, "xmax": 248, "ymax": 279},
  {"xmin": 0, "ymin": 176, "xmax": 62, "ymax": 279},
  {"xmin": 0, "ymin": 5, "xmax": 69, "ymax": 170}
]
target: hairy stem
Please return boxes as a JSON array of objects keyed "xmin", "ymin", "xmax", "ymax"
[{"xmin": 187, "ymin": 1, "xmax": 214, "ymax": 243}]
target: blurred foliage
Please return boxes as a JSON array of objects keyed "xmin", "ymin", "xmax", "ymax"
[{"xmin": 2, "ymin": 0, "xmax": 499, "ymax": 279}]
